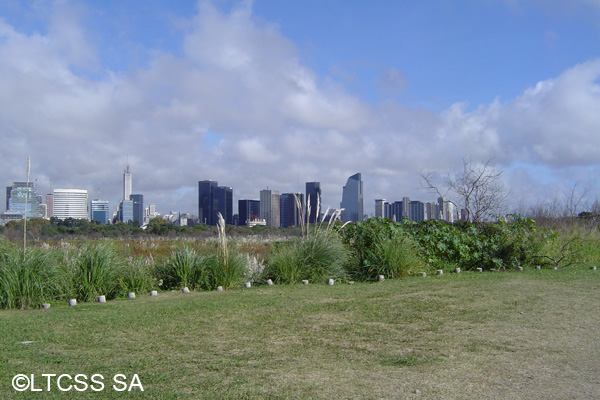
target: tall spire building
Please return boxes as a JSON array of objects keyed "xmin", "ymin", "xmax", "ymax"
[{"xmin": 123, "ymin": 164, "xmax": 132, "ymax": 202}]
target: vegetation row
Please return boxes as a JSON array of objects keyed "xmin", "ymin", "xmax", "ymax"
[{"xmin": 1, "ymin": 216, "xmax": 598, "ymax": 310}]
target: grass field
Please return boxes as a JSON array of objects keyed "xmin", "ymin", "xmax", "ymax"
[{"xmin": 1, "ymin": 266, "xmax": 599, "ymax": 399}]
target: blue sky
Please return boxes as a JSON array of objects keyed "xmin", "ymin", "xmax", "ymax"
[{"xmin": 1, "ymin": 0, "xmax": 599, "ymax": 216}]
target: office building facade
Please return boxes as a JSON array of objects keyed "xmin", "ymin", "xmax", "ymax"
[
  {"xmin": 5, "ymin": 182, "xmax": 42, "ymax": 219},
  {"xmin": 91, "ymin": 200, "xmax": 110, "ymax": 225},
  {"xmin": 130, "ymin": 194, "xmax": 144, "ymax": 226},
  {"xmin": 340, "ymin": 173, "xmax": 363, "ymax": 222},
  {"xmin": 260, "ymin": 189, "xmax": 280, "ymax": 227},
  {"xmin": 238, "ymin": 199, "xmax": 260, "ymax": 226},
  {"xmin": 198, "ymin": 180, "xmax": 233, "ymax": 225},
  {"xmin": 305, "ymin": 182, "xmax": 321, "ymax": 223},
  {"xmin": 53, "ymin": 189, "xmax": 88, "ymax": 220},
  {"xmin": 280, "ymin": 193, "xmax": 303, "ymax": 227}
]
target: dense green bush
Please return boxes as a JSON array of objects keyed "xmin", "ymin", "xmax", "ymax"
[
  {"xmin": 340, "ymin": 218, "xmax": 427, "ymax": 279},
  {"xmin": 340, "ymin": 217, "xmax": 553, "ymax": 272}
]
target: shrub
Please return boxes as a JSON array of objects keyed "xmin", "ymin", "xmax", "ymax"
[
  {"xmin": 116, "ymin": 256, "xmax": 157, "ymax": 295},
  {"xmin": 155, "ymin": 245, "xmax": 203, "ymax": 290},
  {"xmin": 60, "ymin": 244, "xmax": 120, "ymax": 302},
  {"xmin": 361, "ymin": 235, "xmax": 427, "ymax": 279},
  {"xmin": 197, "ymin": 252, "xmax": 246, "ymax": 290},
  {"xmin": 0, "ymin": 241, "xmax": 60, "ymax": 309},
  {"xmin": 264, "ymin": 231, "xmax": 349, "ymax": 284}
]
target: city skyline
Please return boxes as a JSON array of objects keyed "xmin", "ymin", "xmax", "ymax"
[
  {"xmin": 1, "ymin": 1, "xmax": 599, "ymax": 216},
  {"xmin": 0, "ymin": 169, "xmax": 470, "ymax": 225}
]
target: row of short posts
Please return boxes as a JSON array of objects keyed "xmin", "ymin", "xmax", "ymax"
[{"xmin": 43, "ymin": 265, "xmax": 599, "ymax": 309}]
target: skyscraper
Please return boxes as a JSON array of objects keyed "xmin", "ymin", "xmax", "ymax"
[
  {"xmin": 130, "ymin": 194, "xmax": 144, "ymax": 226},
  {"xmin": 340, "ymin": 173, "xmax": 363, "ymax": 222},
  {"xmin": 410, "ymin": 200, "xmax": 426, "ymax": 222},
  {"xmin": 213, "ymin": 186, "xmax": 233, "ymax": 225},
  {"xmin": 46, "ymin": 194, "xmax": 54, "ymax": 218},
  {"xmin": 198, "ymin": 180, "xmax": 218, "ymax": 225},
  {"xmin": 91, "ymin": 200, "xmax": 110, "ymax": 225},
  {"xmin": 260, "ymin": 189, "xmax": 280, "ymax": 227},
  {"xmin": 119, "ymin": 200, "xmax": 134, "ymax": 223},
  {"xmin": 53, "ymin": 189, "xmax": 88, "ymax": 220},
  {"xmin": 305, "ymin": 182, "xmax": 321, "ymax": 223},
  {"xmin": 390, "ymin": 201, "xmax": 403, "ymax": 221},
  {"xmin": 238, "ymin": 199, "xmax": 260, "ymax": 226},
  {"xmin": 198, "ymin": 180, "xmax": 233, "ymax": 225},
  {"xmin": 5, "ymin": 182, "xmax": 42, "ymax": 219},
  {"xmin": 402, "ymin": 197, "xmax": 411, "ymax": 220},
  {"xmin": 123, "ymin": 164, "xmax": 132, "ymax": 202},
  {"xmin": 280, "ymin": 193, "xmax": 303, "ymax": 227}
]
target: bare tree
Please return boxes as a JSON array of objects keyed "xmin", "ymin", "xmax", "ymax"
[{"xmin": 421, "ymin": 157, "xmax": 508, "ymax": 223}]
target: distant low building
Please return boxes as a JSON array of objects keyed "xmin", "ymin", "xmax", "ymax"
[{"xmin": 247, "ymin": 219, "xmax": 267, "ymax": 227}]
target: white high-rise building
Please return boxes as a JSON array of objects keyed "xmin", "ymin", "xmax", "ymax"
[
  {"xmin": 375, "ymin": 199, "xmax": 386, "ymax": 218},
  {"xmin": 260, "ymin": 189, "xmax": 280, "ymax": 227},
  {"xmin": 123, "ymin": 164, "xmax": 132, "ymax": 202},
  {"xmin": 53, "ymin": 189, "xmax": 89, "ymax": 220}
]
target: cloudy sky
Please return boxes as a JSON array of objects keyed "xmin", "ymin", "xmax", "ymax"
[{"xmin": 1, "ymin": 0, "xmax": 599, "ymax": 217}]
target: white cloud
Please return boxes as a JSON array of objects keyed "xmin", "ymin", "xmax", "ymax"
[{"xmin": 0, "ymin": 1, "xmax": 598, "ymax": 217}]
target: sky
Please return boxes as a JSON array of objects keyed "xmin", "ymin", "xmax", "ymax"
[{"xmin": 1, "ymin": 0, "xmax": 599, "ymax": 217}]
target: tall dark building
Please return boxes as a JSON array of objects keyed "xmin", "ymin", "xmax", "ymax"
[
  {"xmin": 280, "ymin": 193, "xmax": 303, "ymax": 228},
  {"xmin": 213, "ymin": 185, "xmax": 233, "ymax": 225},
  {"xmin": 130, "ymin": 194, "xmax": 144, "ymax": 227},
  {"xmin": 198, "ymin": 180, "xmax": 233, "ymax": 225},
  {"xmin": 305, "ymin": 182, "xmax": 321, "ymax": 223},
  {"xmin": 198, "ymin": 180, "xmax": 218, "ymax": 225},
  {"xmin": 238, "ymin": 199, "xmax": 260, "ymax": 226}
]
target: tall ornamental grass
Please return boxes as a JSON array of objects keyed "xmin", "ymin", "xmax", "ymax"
[
  {"xmin": 155, "ymin": 245, "xmax": 202, "ymax": 290},
  {"xmin": 362, "ymin": 235, "xmax": 426, "ymax": 279},
  {"xmin": 156, "ymin": 213, "xmax": 247, "ymax": 290},
  {"xmin": 60, "ymin": 244, "xmax": 120, "ymax": 302},
  {"xmin": 0, "ymin": 240, "xmax": 60, "ymax": 309},
  {"xmin": 116, "ymin": 256, "xmax": 157, "ymax": 296},
  {"xmin": 264, "ymin": 196, "xmax": 350, "ymax": 283},
  {"xmin": 198, "ymin": 213, "xmax": 246, "ymax": 289}
]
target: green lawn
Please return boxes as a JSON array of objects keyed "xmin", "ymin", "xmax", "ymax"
[{"xmin": 1, "ymin": 267, "xmax": 599, "ymax": 399}]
